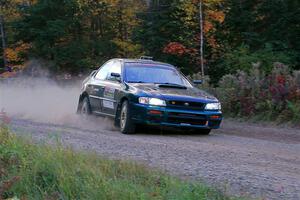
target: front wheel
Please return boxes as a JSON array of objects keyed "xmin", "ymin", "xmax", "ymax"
[
  {"xmin": 80, "ymin": 97, "xmax": 92, "ymax": 116},
  {"xmin": 120, "ymin": 101, "xmax": 136, "ymax": 134}
]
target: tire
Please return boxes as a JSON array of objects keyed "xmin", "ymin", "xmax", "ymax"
[
  {"xmin": 120, "ymin": 100, "xmax": 136, "ymax": 134},
  {"xmin": 80, "ymin": 97, "xmax": 92, "ymax": 116},
  {"xmin": 192, "ymin": 129, "xmax": 211, "ymax": 135}
]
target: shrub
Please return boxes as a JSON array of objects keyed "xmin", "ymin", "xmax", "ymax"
[
  {"xmin": 214, "ymin": 63, "xmax": 300, "ymax": 124},
  {"xmin": 223, "ymin": 45, "xmax": 296, "ymax": 74}
]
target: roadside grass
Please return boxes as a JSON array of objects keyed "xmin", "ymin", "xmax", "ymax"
[{"xmin": 0, "ymin": 126, "xmax": 243, "ymax": 200}]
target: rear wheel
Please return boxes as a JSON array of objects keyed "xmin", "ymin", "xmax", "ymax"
[
  {"xmin": 81, "ymin": 97, "xmax": 91, "ymax": 116},
  {"xmin": 120, "ymin": 101, "xmax": 136, "ymax": 134}
]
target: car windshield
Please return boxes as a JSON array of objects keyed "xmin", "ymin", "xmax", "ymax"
[{"xmin": 124, "ymin": 63, "xmax": 192, "ymax": 87}]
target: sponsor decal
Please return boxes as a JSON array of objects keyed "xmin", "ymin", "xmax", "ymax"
[
  {"xmin": 103, "ymin": 87, "xmax": 115, "ymax": 98},
  {"xmin": 103, "ymin": 100, "xmax": 114, "ymax": 109}
]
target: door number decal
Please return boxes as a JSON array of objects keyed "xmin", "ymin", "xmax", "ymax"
[{"xmin": 103, "ymin": 100, "xmax": 114, "ymax": 109}]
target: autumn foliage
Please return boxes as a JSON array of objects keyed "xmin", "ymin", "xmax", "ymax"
[
  {"xmin": 5, "ymin": 43, "xmax": 30, "ymax": 64},
  {"xmin": 215, "ymin": 63, "xmax": 300, "ymax": 124},
  {"xmin": 163, "ymin": 42, "xmax": 189, "ymax": 56}
]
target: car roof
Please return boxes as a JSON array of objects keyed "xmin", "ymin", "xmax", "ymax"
[{"xmin": 112, "ymin": 58, "xmax": 175, "ymax": 69}]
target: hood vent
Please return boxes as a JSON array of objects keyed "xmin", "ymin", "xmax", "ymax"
[{"xmin": 158, "ymin": 84, "xmax": 187, "ymax": 89}]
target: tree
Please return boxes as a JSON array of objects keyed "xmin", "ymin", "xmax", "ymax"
[
  {"xmin": 2, "ymin": 0, "xmax": 299, "ymax": 80},
  {"xmin": 135, "ymin": 0, "xmax": 224, "ymax": 75},
  {"xmin": 0, "ymin": 0, "xmax": 33, "ymax": 70},
  {"xmin": 15, "ymin": 0, "xmax": 145, "ymax": 73},
  {"xmin": 208, "ymin": 0, "xmax": 300, "ymax": 84},
  {"xmin": 0, "ymin": 15, "xmax": 7, "ymax": 69}
]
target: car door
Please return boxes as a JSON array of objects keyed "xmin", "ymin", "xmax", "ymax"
[
  {"xmin": 101, "ymin": 61, "xmax": 122, "ymax": 116},
  {"xmin": 88, "ymin": 61, "xmax": 113, "ymax": 112}
]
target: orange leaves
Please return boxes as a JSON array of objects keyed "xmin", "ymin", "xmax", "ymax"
[
  {"xmin": 204, "ymin": 10, "xmax": 225, "ymax": 48},
  {"xmin": 163, "ymin": 42, "xmax": 200, "ymax": 60},
  {"xmin": 204, "ymin": 11, "xmax": 225, "ymax": 33},
  {"xmin": 163, "ymin": 42, "xmax": 189, "ymax": 56},
  {"xmin": 5, "ymin": 48, "xmax": 19, "ymax": 63},
  {"xmin": 204, "ymin": 10, "xmax": 225, "ymax": 33},
  {"xmin": 207, "ymin": 10, "xmax": 225, "ymax": 24},
  {"xmin": 4, "ymin": 43, "xmax": 31, "ymax": 63},
  {"xmin": 163, "ymin": 42, "xmax": 187, "ymax": 56},
  {"xmin": 0, "ymin": 42, "xmax": 30, "ymax": 77}
]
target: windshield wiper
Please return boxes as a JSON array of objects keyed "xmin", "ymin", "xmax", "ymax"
[
  {"xmin": 127, "ymin": 81, "xmax": 146, "ymax": 83},
  {"xmin": 157, "ymin": 83, "xmax": 187, "ymax": 89}
]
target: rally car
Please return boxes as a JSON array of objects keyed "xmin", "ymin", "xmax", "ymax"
[{"xmin": 77, "ymin": 57, "xmax": 222, "ymax": 134}]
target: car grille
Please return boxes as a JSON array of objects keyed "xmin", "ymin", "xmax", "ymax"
[
  {"xmin": 167, "ymin": 112, "xmax": 207, "ymax": 126},
  {"xmin": 167, "ymin": 100, "xmax": 205, "ymax": 110}
]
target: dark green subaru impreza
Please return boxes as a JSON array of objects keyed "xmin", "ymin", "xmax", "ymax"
[{"xmin": 77, "ymin": 58, "xmax": 222, "ymax": 134}]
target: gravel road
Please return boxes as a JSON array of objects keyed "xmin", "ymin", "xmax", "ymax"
[{"xmin": 10, "ymin": 118, "xmax": 300, "ymax": 200}]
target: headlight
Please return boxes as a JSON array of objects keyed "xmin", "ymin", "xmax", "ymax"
[
  {"xmin": 139, "ymin": 97, "xmax": 166, "ymax": 106},
  {"xmin": 205, "ymin": 102, "xmax": 221, "ymax": 110}
]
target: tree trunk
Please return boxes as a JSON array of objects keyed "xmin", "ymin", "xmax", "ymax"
[
  {"xmin": 199, "ymin": 0, "xmax": 204, "ymax": 79},
  {"xmin": 0, "ymin": 15, "xmax": 7, "ymax": 69}
]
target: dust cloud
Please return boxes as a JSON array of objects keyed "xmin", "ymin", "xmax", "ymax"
[{"xmin": 0, "ymin": 77, "xmax": 115, "ymax": 131}]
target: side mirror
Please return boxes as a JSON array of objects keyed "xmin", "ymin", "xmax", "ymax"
[
  {"xmin": 110, "ymin": 72, "xmax": 121, "ymax": 82},
  {"xmin": 111, "ymin": 72, "xmax": 121, "ymax": 77},
  {"xmin": 193, "ymin": 80, "xmax": 203, "ymax": 84}
]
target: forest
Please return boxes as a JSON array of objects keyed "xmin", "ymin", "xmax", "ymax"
[{"xmin": 1, "ymin": 0, "xmax": 300, "ymax": 122}]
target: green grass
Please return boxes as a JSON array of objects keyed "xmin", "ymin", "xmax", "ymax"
[{"xmin": 0, "ymin": 126, "xmax": 241, "ymax": 200}]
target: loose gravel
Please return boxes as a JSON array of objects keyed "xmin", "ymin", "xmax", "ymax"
[{"xmin": 10, "ymin": 118, "xmax": 300, "ymax": 200}]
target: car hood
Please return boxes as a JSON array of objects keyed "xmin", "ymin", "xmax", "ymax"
[{"xmin": 128, "ymin": 83, "xmax": 218, "ymax": 103}]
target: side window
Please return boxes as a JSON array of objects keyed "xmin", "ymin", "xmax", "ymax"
[
  {"xmin": 106, "ymin": 61, "xmax": 122, "ymax": 81},
  {"xmin": 95, "ymin": 61, "xmax": 113, "ymax": 80}
]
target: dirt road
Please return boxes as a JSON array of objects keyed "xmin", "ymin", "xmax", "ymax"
[{"xmin": 10, "ymin": 118, "xmax": 300, "ymax": 200}]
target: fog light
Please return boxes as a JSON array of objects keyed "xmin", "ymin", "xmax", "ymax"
[
  {"xmin": 148, "ymin": 110, "xmax": 163, "ymax": 115},
  {"xmin": 210, "ymin": 115, "xmax": 221, "ymax": 119}
]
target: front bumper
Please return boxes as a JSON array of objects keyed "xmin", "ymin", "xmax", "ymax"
[{"xmin": 130, "ymin": 102, "xmax": 222, "ymax": 129}]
